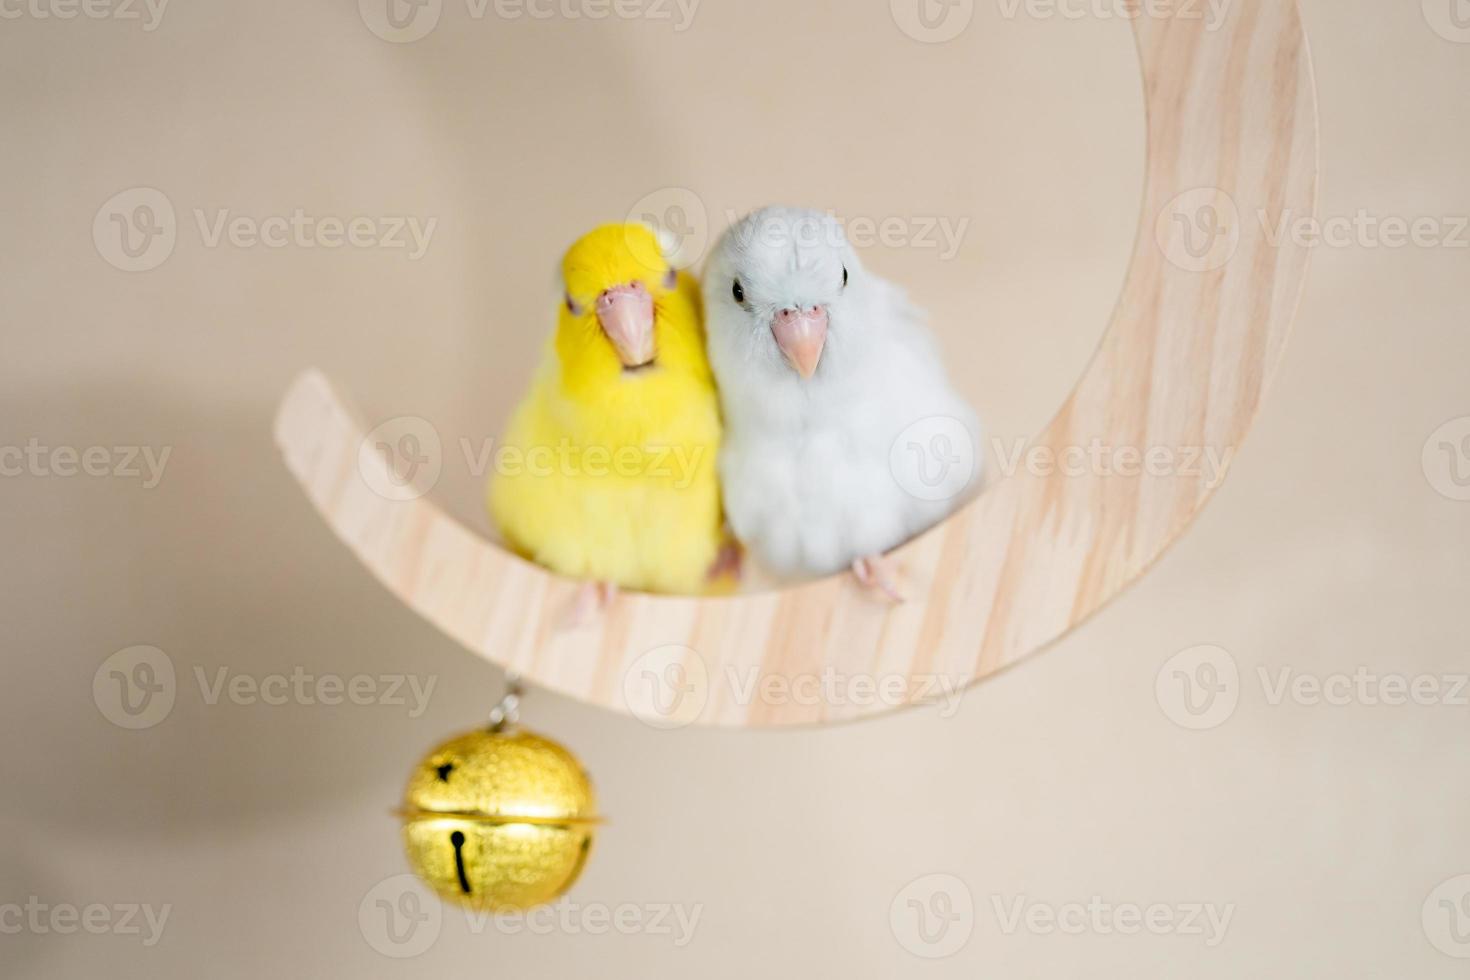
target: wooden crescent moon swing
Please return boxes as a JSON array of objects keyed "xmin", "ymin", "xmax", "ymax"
[{"xmin": 275, "ymin": 2, "xmax": 1318, "ymax": 728}]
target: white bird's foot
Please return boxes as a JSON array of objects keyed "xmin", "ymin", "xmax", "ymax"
[
  {"xmin": 852, "ymin": 555, "xmax": 904, "ymax": 603},
  {"xmin": 565, "ymin": 581, "xmax": 618, "ymax": 629}
]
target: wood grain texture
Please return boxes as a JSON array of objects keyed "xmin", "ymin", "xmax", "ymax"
[{"xmin": 274, "ymin": 3, "xmax": 1318, "ymax": 728}]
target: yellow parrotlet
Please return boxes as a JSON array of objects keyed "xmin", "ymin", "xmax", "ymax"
[{"xmin": 490, "ymin": 224, "xmax": 727, "ymax": 603}]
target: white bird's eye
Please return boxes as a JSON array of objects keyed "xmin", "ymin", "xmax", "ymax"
[
  {"xmin": 842, "ymin": 266, "xmax": 849, "ymax": 288},
  {"xmin": 732, "ymin": 280, "xmax": 745, "ymax": 304}
]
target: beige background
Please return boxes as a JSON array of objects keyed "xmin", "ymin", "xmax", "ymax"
[{"xmin": 2, "ymin": 0, "xmax": 1468, "ymax": 975}]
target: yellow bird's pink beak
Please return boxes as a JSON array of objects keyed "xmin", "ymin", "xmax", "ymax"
[
  {"xmin": 771, "ymin": 306, "xmax": 829, "ymax": 380},
  {"xmin": 596, "ymin": 282, "xmax": 656, "ymax": 369}
]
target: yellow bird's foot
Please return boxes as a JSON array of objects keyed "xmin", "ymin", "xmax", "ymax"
[
  {"xmin": 707, "ymin": 541, "xmax": 743, "ymax": 584},
  {"xmin": 852, "ymin": 555, "xmax": 905, "ymax": 604},
  {"xmin": 565, "ymin": 581, "xmax": 618, "ymax": 630}
]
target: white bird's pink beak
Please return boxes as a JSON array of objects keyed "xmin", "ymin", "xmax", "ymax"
[
  {"xmin": 771, "ymin": 306, "xmax": 829, "ymax": 380},
  {"xmin": 596, "ymin": 282, "xmax": 656, "ymax": 369}
]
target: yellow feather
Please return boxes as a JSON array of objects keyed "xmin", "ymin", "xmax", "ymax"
[{"xmin": 489, "ymin": 224, "xmax": 725, "ymax": 595}]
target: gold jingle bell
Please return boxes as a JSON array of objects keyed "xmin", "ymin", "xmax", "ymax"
[{"xmin": 399, "ymin": 677, "xmax": 599, "ymax": 912}]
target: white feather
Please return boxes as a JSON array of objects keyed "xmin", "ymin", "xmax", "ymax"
[{"xmin": 702, "ymin": 207, "xmax": 983, "ymax": 579}]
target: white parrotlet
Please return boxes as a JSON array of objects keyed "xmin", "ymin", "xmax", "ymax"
[{"xmin": 702, "ymin": 206, "xmax": 982, "ymax": 600}]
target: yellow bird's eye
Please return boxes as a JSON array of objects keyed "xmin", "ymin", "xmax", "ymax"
[
  {"xmin": 663, "ymin": 268, "xmax": 678, "ymax": 290},
  {"xmin": 566, "ymin": 295, "xmax": 584, "ymax": 316}
]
